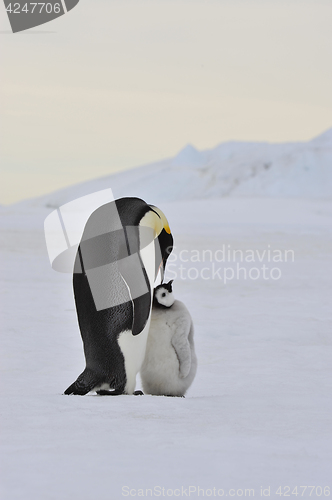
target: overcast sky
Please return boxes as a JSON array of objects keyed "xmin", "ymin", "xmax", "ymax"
[{"xmin": 1, "ymin": 0, "xmax": 331, "ymax": 204}]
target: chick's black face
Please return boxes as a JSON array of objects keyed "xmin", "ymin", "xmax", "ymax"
[{"xmin": 153, "ymin": 281, "xmax": 175, "ymax": 308}]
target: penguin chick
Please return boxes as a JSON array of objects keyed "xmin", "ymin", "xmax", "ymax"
[{"xmin": 140, "ymin": 281, "xmax": 197, "ymax": 397}]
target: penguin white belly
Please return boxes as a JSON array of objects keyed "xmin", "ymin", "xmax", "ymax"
[
  {"xmin": 139, "ymin": 238, "xmax": 155, "ymax": 287},
  {"xmin": 117, "ymin": 319, "xmax": 151, "ymax": 394},
  {"xmin": 118, "ymin": 235, "xmax": 156, "ymax": 394}
]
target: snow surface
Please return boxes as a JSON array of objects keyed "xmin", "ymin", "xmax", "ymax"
[{"xmin": 1, "ymin": 132, "xmax": 332, "ymax": 499}]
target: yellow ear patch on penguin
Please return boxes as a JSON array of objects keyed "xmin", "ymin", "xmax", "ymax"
[
  {"xmin": 149, "ymin": 206, "xmax": 171, "ymax": 235},
  {"xmin": 139, "ymin": 210, "xmax": 163, "ymax": 237}
]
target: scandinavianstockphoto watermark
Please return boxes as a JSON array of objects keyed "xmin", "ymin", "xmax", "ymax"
[
  {"xmin": 166, "ymin": 245, "xmax": 295, "ymax": 283},
  {"xmin": 44, "ymin": 188, "xmax": 295, "ymax": 311},
  {"xmin": 122, "ymin": 486, "xmax": 256, "ymax": 497},
  {"xmin": 122, "ymin": 485, "xmax": 331, "ymax": 497}
]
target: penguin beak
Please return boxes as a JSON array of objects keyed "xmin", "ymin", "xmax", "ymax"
[
  {"xmin": 163, "ymin": 221, "xmax": 171, "ymax": 235},
  {"xmin": 148, "ymin": 205, "xmax": 173, "ymax": 283}
]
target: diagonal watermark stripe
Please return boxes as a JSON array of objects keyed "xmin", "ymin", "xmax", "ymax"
[
  {"xmin": 44, "ymin": 189, "xmax": 165, "ymax": 311},
  {"xmin": 3, "ymin": 0, "xmax": 80, "ymax": 33}
]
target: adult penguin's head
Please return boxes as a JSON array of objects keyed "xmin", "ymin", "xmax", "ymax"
[
  {"xmin": 139, "ymin": 204, "xmax": 173, "ymax": 281},
  {"xmin": 149, "ymin": 205, "xmax": 173, "ymax": 280}
]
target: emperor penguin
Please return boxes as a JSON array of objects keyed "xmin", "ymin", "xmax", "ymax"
[
  {"xmin": 64, "ymin": 197, "xmax": 173, "ymax": 396},
  {"xmin": 140, "ymin": 281, "xmax": 197, "ymax": 397}
]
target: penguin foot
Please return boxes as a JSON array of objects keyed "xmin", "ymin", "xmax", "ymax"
[
  {"xmin": 165, "ymin": 394, "xmax": 185, "ymax": 398},
  {"xmin": 64, "ymin": 369, "xmax": 101, "ymax": 395},
  {"xmin": 96, "ymin": 389, "xmax": 123, "ymax": 396},
  {"xmin": 133, "ymin": 390, "xmax": 144, "ymax": 396},
  {"xmin": 64, "ymin": 387, "xmax": 87, "ymax": 395}
]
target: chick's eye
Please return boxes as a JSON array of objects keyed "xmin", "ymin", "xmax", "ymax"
[{"xmin": 161, "ymin": 293, "xmax": 166, "ymax": 297}]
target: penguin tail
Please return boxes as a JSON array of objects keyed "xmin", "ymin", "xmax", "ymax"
[{"xmin": 64, "ymin": 368, "xmax": 101, "ymax": 395}]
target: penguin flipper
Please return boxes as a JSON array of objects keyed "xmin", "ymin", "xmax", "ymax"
[
  {"xmin": 171, "ymin": 318, "xmax": 192, "ymax": 379},
  {"xmin": 64, "ymin": 368, "xmax": 101, "ymax": 395},
  {"xmin": 117, "ymin": 254, "xmax": 151, "ymax": 337},
  {"xmin": 131, "ymin": 292, "xmax": 151, "ymax": 336}
]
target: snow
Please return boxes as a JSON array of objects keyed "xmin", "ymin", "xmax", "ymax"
[
  {"xmin": 171, "ymin": 144, "xmax": 206, "ymax": 168},
  {"xmin": 17, "ymin": 128, "xmax": 332, "ymax": 209},
  {"xmin": 1, "ymin": 131, "xmax": 332, "ymax": 499}
]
